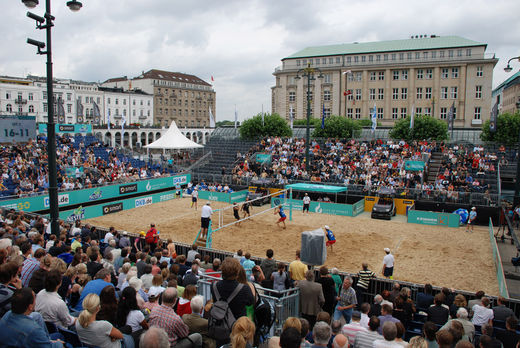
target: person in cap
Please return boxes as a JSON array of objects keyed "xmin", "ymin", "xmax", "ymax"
[
  {"xmin": 324, "ymin": 225, "xmax": 336, "ymax": 251},
  {"xmin": 119, "ymin": 231, "xmax": 130, "ymax": 248},
  {"xmin": 303, "ymin": 193, "xmax": 311, "ymax": 214},
  {"xmin": 466, "ymin": 207, "xmax": 477, "ymax": 233},
  {"xmin": 275, "ymin": 204, "xmax": 287, "ymax": 229},
  {"xmin": 200, "ymin": 202, "xmax": 212, "ymax": 238},
  {"xmin": 381, "ymin": 248, "xmax": 394, "ymax": 279},
  {"xmin": 134, "ymin": 231, "xmax": 146, "ymax": 252},
  {"xmin": 191, "ymin": 188, "xmax": 198, "ymax": 210}
]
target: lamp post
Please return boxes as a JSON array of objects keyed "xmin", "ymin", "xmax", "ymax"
[
  {"xmin": 343, "ymin": 70, "xmax": 352, "ymax": 117},
  {"xmin": 295, "ymin": 63, "xmax": 323, "ymax": 173},
  {"xmin": 504, "ymin": 57, "xmax": 520, "ymax": 206},
  {"xmin": 23, "ymin": 0, "xmax": 82, "ymax": 236}
]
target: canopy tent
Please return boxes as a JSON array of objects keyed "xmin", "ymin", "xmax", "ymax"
[
  {"xmin": 144, "ymin": 121, "xmax": 203, "ymax": 149},
  {"xmin": 285, "ymin": 183, "xmax": 347, "ymax": 193}
]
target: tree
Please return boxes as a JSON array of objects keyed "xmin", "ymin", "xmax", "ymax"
[
  {"xmin": 215, "ymin": 120, "xmax": 235, "ymax": 127},
  {"xmin": 239, "ymin": 113, "xmax": 292, "ymax": 139},
  {"xmin": 311, "ymin": 115, "xmax": 362, "ymax": 138},
  {"xmin": 355, "ymin": 118, "xmax": 380, "ymax": 127},
  {"xmin": 389, "ymin": 115, "xmax": 448, "ymax": 141},
  {"xmin": 293, "ymin": 117, "xmax": 321, "ymax": 127},
  {"xmin": 480, "ymin": 112, "xmax": 520, "ymax": 145}
]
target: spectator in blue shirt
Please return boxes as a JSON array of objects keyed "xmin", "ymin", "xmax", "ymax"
[
  {"xmin": 74, "ymin": 268, "xmax": 114, "ymax": 312},
  {"xmin": 242, "ymin": 252, "xmax": 256, "ymax": 280}
]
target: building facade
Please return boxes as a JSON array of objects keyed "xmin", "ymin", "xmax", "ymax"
[
  {"xmin": 272, "ymin": 35, "xmax": 497, "ymax": 128},
  {"xmin": 492, "ymin": 71, "xmax": 520, "ymax": 115},
  {"xmin": 102, "ymin": 69, "xmax": 215, "ymax": 128}
]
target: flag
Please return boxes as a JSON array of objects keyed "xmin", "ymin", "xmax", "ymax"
[
  {"xmin": 321, "ymin": 104, "xmax": 326, "ymax": 129},
  {"xmin": 76, "ymin": 98, "xmax": 83, "ymax": 117},
  {"xmin": 410, "ymin": 104, "xmax": 415, "ymax": 129},
  {"xmin": 121, "ymin": 114, "xmax": 126, "ymax": 132},
  {"xmin": 371, "ymin": 103, "xmax": 377, "ymax": 133},
  {"xmin": 107, "ymin": 109, "xmax": 111, "ymax": 130},
  {"xmin": 93, "ymin": 101, "xmax": 101, "ymax": 123},
  {"xmin": 57, "ymin": 97, "xmax": 65, "ymax": 117},
  {"xmin": 289, "ymin": 106, "xmax": 294, "ymax": 129},
  {"xmin": 447, "ymin": 102, "xmax": 455, "ymax": 132},
  {"xmin": 211, "ymin": 75, "xmax": 214, "ymax": 82},
  {"xmin": 209, "ymin": 107, "xmax": 215, "ymax": 128},
  {"xmin": 234, "ymin": 107, "xmax": 238, "ymax": 129},
  {"xmin": 489, "ymin": 102, "xmax": 498, "ymax": 133},
  {"xmin": 261, "ymin": 105, "xmax": 264, "ymax": 126}
]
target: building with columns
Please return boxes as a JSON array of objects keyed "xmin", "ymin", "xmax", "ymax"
[
  {"xmin": 102, "ymin": 69, "xmax": 215, "ymax": 128},
  {"xmin": 272, "ymin": 35, "xmax": 497, "ymax": 128}
]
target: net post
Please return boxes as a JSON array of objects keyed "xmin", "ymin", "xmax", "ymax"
[{"xmin": 289, "ymin": 187, "xmax": 293, "ymax": 221}]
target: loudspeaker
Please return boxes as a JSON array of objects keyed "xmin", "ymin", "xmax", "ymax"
[{"xmin": 300, "ymin": 228, "xmax": 327, "ymax": 265}]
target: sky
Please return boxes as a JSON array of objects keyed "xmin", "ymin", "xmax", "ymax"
[{"xmin": 1, "ymin": 0, "xmax": 519, "ymax": 123}]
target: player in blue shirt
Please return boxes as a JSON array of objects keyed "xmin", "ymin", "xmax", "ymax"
[
  {"xmin": 466, "ymin": 207, "xmax": 477, "ymax": 233},
  {"xmin": 274, "ymin": 205, "xmax": 287, "ymax": 229}
]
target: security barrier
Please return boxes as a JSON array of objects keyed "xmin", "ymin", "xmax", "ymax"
[{"xmin": 489, "ymin": 218, "xmax": 509, "ymax": 298}]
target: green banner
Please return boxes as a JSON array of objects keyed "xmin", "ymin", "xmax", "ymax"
[
  {"xmin": 38, "ymin": 123, "xmax": 92, "ymax": 134},
  {"xmin": 197, "ymin": 189, "xmax": 249, "ymax": 204},
  {"xmin": 256, "ymin": 154, "xmax": 272, "ymax": 164},
  {"xmin": 0, "ymin": 173, "xmax": 191, "ymax": 213},
  {"xmin": 65, "ymin": 167, "xmax": 84, "ymax": 178},
  {"xmin": 404, "ymin": 160, "xmax": 425, "ymax": 171},
  {"xmin": 59, "ymin": 189, "xmax": 182, "ymax": 223},
  {"xmin": 272, "ymin": 198, "xmax": 354, "ymax": 216},
  {"xmin": 352, "ymin": 199, "xmax": 365, "ymax": 216},
  {"xmin": 407, "ymin": 209, "xmax": 460, "ymax": 227},
  {"xmin": 489, "ymin": 218, "xmax": 509, "ymax": 298}
]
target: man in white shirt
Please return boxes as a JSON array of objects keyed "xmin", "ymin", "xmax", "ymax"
[
  {"xmin": 200, "ymin": 203, "xmax": 212, "ymax": 238},
  {"xmin": 191, "ymin": 188, "xmax": 199, "ymax": 210},
  {"xmin": 373, "ymin": 322, "xmax": 401, "ymax": 348},
  {"xmin": 472, "ymin": 297, "xmax": 494, "ymax": 326},
  {"xmin": 382, "ymin": 248, "xmax": 395, "ymax": 279},
  {"xmin": 302, "ymin": 193, "xmax": 311, "ymax": 214},
  {"xmin": 35, "ymin": 270, "xmax": 76, "ymax": 328}
]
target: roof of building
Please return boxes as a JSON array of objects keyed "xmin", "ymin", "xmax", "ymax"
[
  {"xmin": 103, "ymin": 76, "xmax": 128, "ymax": 84},
  {"xmin": 494, "ymin": 70, "xmax": 520, "ymax": 92},
  {"xmin": 283, "ymin": 35, "xmax": 486, "ymax": 60},
  {"xmin": 134, "ymin": 69, "xmax": 211, "ymax": 87}
]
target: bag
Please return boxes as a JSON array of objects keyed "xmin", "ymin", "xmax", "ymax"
[
  {"xmin": 208, "ymin": 282, "xmax": 243, "ymax": 340},
  {"xmin": 253, "ymin": 284, "xmax": 275, "ymax": 340}
]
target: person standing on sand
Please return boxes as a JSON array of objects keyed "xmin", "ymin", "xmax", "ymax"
[
  {"xmin": 191, "ymin": 188, "xmax": 198, "ymax": 210},
  {"xmin": 381, "ymin": 248, "xmax": 394, "ymax": 280},
  {"xmin": 303, "ymin": 193, "xmax": 311, "ymax": 214},
  {"xmin": 200, "ymin": 202, "xmax": 212, "ymax": 238},
  {"xmin": 242, "ymin": 199, "xmax": 252, "ymax": 219},
  {"xmin": 466, "ymin": 207, "xmax": 477, "ymax": 233},
  {"xmin": 233, "ymin": 202, "xmax": 241, "ymax": 226},
  {"xmin": 274, "ymin": 205, "xmax": 287, "ymax": 229}
]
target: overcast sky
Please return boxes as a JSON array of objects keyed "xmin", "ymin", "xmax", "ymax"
[{"xmin": 1, "ymin": 0, "xmax": 519, "ymax": 122}]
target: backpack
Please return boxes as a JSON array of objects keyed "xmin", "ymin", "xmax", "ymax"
[
  {"xmin": 208, "ymin": 282, "xmax": 243, "ymax": 340},
  {"xmin": 252, "ymin": 284, "xmax": 275, "ymax": 341}
]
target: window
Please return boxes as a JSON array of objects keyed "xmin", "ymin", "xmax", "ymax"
[
  {"xmin": 393, "ymin": 70, "xmax": 400, "ymax": 80},
  {"xmin": 399, "ymin": 53, "xmax": 404, "ymax": 60},
  {"xmin": 376, "ymin": 55, "xmax": 381, "ymax": 62},
  {"xmin": 67, "ymin": 104, "xmax": 72, "ymax": 113},
  {"xmin": 466, "ymin": 49, "xmax": 472, "ymax": 56},
  {"xmin": 348, "ymin": 73, "xmax": 355, "ymax": 82},
  {"xmin": 296, "ymin": 60, "xmax": 300, "ymax": 67},
  {"xmin": 452, "ymin": 68, "xmax": 459, "ymax": 78},
  {"xmin": 392, "ymin": 53, "xmax": 396, "ymax": 61},
  {"xmin": 355, "ymin": 89, "xmax": 362, "ymax": 100},
  {"xmin": 97, "ymin": 97, "xmax": 101, "ymax": 104},
  {"xmin": 43, "ymin": 91, "xmax": 47, "ymax": 100},
  {"xmin": 451, "ymin": 87, "xmax": 458, "ymax": 99},
  {"xmin": 449, "ymin": 50, "xmax": 454, "ymax": 58},
  {"xmin": 107, "ymin": 97, "xmax": 111, "ymax": 104},
  {"xmin": 29, "ymin": 105, "xmax": 34, "ymax": 113},
  {"xmin": 123, "ymin": 99, "xmax": 126, "ymax": 105},
  {"xmin": 322, "ymin": 58, "xmax": 326, "ymax": 64},
  {"xmin": 477, "ymin": 66, "xmax": 483, "ymax": 77},
  {"xmin": 378, "ymin": 71, "xmax": 384, "ymax": 80},
  {"xmin": 384, "ymin": 54, "xmax": 388, "ymax": 61},
  {"xmin": 453, "ymin": 107, "xmax": 457, "ymax": 119},
  {"xmin": 441, "ymin": 68, "xmax": 449, "ymax": 79},
  {"xmin": 6, "ymin": 104, "xmax": 12, "ymax": 112},
  {"xmin": 439, "ymin": 51, "xmax": 445, "ymax": 58},
  {"xmin": 441, "ymin": 87, "xmax": 448, "ymax": 99},
  {"xmin": 440, "ymin": 107, "xmax": 447, "ymax": 119},
  {"xmin": 415, "ymin": 52, "xmax": 420, "ymax": 59},
  {"xmin": 377, "ymin": 108, "xmax": 384, "ymax": 119},
  {"xmin": 355, "ymin": 108, "xmax": 361, "ymax": 119},
  {"xmin": 407, "ymin": 53, "xmax": 412, "ymax": 60},
  {"xmin": 393, "ymin": 88, "xmax": 399, "ymax": 100},
  {"xmin": 329, "ymin": 58, "xmax": 333, "ymax": 64},
  {"xmin": 432, "ymin": 51, "xmax": 437, "ymax": 59},
  {"xmin": 356, "ymin": 72, "xmax": 362, "ymax": 81},
  {"xmin": 416, "ymin": 69, "xmax": 423, "ymax": 79},
  {"xmin": 302, "ymin": 59, "xmax": 307, "ymax": 66},
  {"xmin": 425, "ymin": 87, "xmax": 432, "ymax": 99},
  {"xmin": 309, "ymin": 59, "xmax": 313, "ymax": 65},
  {"xmin": 123, "ymin": 109, "xmax": 127, "ymax": 116},
  {"xmin": 424, "ymin": 107, "xmax": 431, "ymax": 116},
  {"xmin": 347, "ymin": 108, "xmax": 353, "ymax": 118},
  {"xmin": 347, "ymin": 89, "xmax": 353, "ymax": 100},
  {"xmin": 115, "ymin": 109, "xmax": 119, "ymax": 116},
  {"xmin": 416, "ymin": 87, "xmax": 423, "ymax": 99},
  {"xmin": 324, "ymin": 74, "xmax": 331, "ymax": 83},
  {"xmin": 5, "ymin": 92, "xmax": 11, "ymax": 99},
  {"xmin": 392, "ymin": 108, "xmax": 398, "ymax": 119},
  {"xmin": 423, "ymin": 52, "xmax": 428, "ymax": 59},
  {"xmin": 115, "ymin": 99, "xmax": 119, "ymax": 105},
  {"xmin": 354, "ymin": 56, "xmax": 359, "ymax": 63},
  {"xmin": 475, "ymin": 85, "xmax": 482, "ymax": 98},
  {"xmin": 336, "ymin": 57, "xmax": 340, "ymax": 64},
  {"xmin": 324, "ymin": 108, "xmax": 331, "ymax": 117},
  {"xmin": 401, "ymin": 108, "xmax": 407, "ymax": 118},
  {"xmin": 133, "ymin": 110, "xmax": 136, "ymax": 116},
  {"xmin": 378, "ymin": 88, "xmax": 384, "ymax": 100},
  {"xmin": 402, "ymin": 70, "xmax": 408, "ymax": 80},
  {"xmin": 369, "ymin": 88, "xmax": 376, "ymax": 100},
  {"xmin": 289, "ymin": 91, "xmax": 296, "ymax": 102},
  {"xmin": 474, "ymin": 107, "xmax": 481, "ymax": 119},
  {"xmin": 315, "ymin": 58, "xmax": 320, "ymax": 65},
  {"xmin": 323, "ymin": 90, "xmax": 331, "ymax": 101},
  {"xmin": 369, "ymin": 55, "xmax": 374, "ymax": 62},
  {"xmin": 426, "ymin": 69, "xmax": 433, "ymax": 79},
  {"xmin": 416, "ymin": 107, "xmax": 422, "ymax": 115},
  {"xmin": 401, "ymin": 88, "xmax": 407, "ymax": 100},
  {"xmin": 457, "ymin": 49, "xmax": 462, "ymax": 57},
  {"xmin": 370, "ymin": 72, "xmax": 376, "ymax": 81},
  {"xmin": 66, "ymin": 93, "xmax": 72, "ymax": 101},
  {"xmin": 44, "ymin": 103, "xmax": 48, "ymax": 112}
]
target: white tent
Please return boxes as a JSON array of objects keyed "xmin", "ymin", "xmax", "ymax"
[{"xmin": 144, "ymin": 121, "xmax": 203, "ymax": 149}]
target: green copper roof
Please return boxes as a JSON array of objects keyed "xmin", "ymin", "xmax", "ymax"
[
  {"xmin": 284, "ymin": 36, "xmax": 485, "ymax": 60},
  {"xmin": 494, "ymin": 70, "xmax": 520, "ymax": 92}
]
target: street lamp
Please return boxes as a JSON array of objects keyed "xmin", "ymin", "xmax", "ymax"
[
  {"xmin": 295, "ymin": 63, "xmax": 323, "ymax": 173},
  {"xmin": 23, "ymin": 0, "xmax": 82, "ymax": 236},
  {"xmin": 504, "ymin": 56, "xmax": 520, "ymax": 73}
]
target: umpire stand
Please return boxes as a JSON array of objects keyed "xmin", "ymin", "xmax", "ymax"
[{"xmin": 194, "ymin": 220, "xmax": 213, "ymax": 248}]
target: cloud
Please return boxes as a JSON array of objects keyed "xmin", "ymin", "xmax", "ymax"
[{"xmin": 1, "ymin": 0, "xmax": 519, "ymax": 122}]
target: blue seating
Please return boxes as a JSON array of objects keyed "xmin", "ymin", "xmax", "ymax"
[{"xmin": 58, "ymin": 326, "xmax": 82, "ymax": 347}]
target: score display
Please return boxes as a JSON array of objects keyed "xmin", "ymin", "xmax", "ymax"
[{"xmin": 0, "ymin": 116, "xmax": 36, "ymax": 143}]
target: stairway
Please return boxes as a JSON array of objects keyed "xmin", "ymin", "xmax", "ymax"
[
  {"xmin": 427, "ymin": 151, "xmax": 443, "ymax": 183},
  {"xmin": 195, "ymin": 234, "xmax": 207, "ymax": 247}
]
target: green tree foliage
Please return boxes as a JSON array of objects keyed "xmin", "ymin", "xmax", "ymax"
[
  {"xmin": 389, "ymin": 115, "xmax": 448, "ymax": 141},
  {"xmin": 293, "ymin": 117, "xmax": 321, "ymax": 127},
  {"xmin": 215, "ymin": 120, "xmax": 235, "ymax": 127},
  {"xmin": 480, "ymin": 112, "xmax": 520, "ymax": 145},
  {"xmin": 355, "ymin": 118, "xmax": 381, "ymax": 127},
  {"xmin": 239, "ymin": 113, "xmax": 292, "ymax": 139},
  {"xmin": 311, "ymin": 115, "xmax": 362, "ymax": 138}
]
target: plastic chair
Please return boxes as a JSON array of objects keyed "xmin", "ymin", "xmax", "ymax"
[
  {"xmin": 45, "ymin": 321, "xmax": 58, "ymax": 334},
  {"xmin": 58, "ymin": 326, "xmax": 82, "ymax": 347}
]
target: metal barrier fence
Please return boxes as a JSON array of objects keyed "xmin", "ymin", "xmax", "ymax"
[
  {"xmin": 196, "ymin": 272, "xmax": 299, "ymax": 336},
  {"xmin": 489, "ymin": 218, "xmax": 509, "ymax": 298}
]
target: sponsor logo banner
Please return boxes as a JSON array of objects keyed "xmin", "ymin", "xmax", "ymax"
[
  {"xmin": 103, "ymin": 202, "xmax": 123, "ymax": 215},
  {"xmin": 135, "ymin": 196, "xmax": 153, "ymax": 208},
  {"xmin": 44, "ymin": 194, "xmax": 69, "ymax": 208},
  {"xmin": 119, "ymin": 184, "xmax": 138, "ymax": 194}
]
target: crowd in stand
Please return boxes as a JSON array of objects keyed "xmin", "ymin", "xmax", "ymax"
[
  {"xmin": 0, "ymin": 135, "xmax": 169, "ymax": 198},
  {"xmin": 0, "ymin": 206, "xmax": 518, "ymax": 348}
]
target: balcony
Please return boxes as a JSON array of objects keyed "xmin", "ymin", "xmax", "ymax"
[{"xmin": 14, "ymin": 98, "xmax": 27, "ymax": 105}]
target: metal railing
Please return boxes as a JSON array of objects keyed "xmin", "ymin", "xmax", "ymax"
[{"xmin": 489, "ymin": 218, "xmax": 509, "ymax": 298}]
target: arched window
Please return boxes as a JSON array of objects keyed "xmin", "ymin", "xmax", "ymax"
[
  {"xmin": 28, "ymin": 105, "xmax": 35, "ymax": 113},
  {"xmin": 6, "ymin": 104, "xmax": 12, "ymax": 112}
]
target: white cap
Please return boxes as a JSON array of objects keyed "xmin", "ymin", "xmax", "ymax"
[
  {"xmin": 324, "ymin": 225, "xmax": 330, "ymax": 230},
  {"xmin": 384, "ymin": 248, "xmax": 390, "ymax": 253},
  {"xmin": 471, "ymin": 207, "xmax": 476, "ymax": 210},
  {"xmin": 206, "ymin": 202, "xmax": 211, "ymax": 205}
]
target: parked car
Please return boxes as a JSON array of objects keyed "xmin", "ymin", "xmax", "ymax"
[{"xmin": 371, "ymin": 188, "xmax": 396, "ymax": 220}]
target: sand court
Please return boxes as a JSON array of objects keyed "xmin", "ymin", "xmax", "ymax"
[{"xmin": 85, "ymin": 196, "xmax": 499, "ymax": 294}]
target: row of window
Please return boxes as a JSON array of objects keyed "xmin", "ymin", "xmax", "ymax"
[
  {"xmin": 288, "ymin": 85, "xmax": 484, "ymax": 102},
  {"xmin": 156, "ymin": 88, "xmax": 214, "ymax": 99},
  {"xmin": 156, "ymin": 118, "xmax": 208, "ymax": 128},
  {"xmin": 295, "ymin": 48, "xmax": 474, "ymax": 67},
  {"xmin": 157, "ymin": 108, "xmax": 209, "ymax": 117},
  {"xmin": 158, "ymin": 98, "xmax": 211, "ymax": 108},
  {"xmin": 106, "ymin": 97, "xmax": 150, "ymax": 106},
  {"xmin": 341, "ymin": 106, "xmax": 483, "ymax": 120}
]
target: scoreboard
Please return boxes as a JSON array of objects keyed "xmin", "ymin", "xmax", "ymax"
[{"xmin": 0, "ymin": 116, "xmax": 36, "ymax": 143}]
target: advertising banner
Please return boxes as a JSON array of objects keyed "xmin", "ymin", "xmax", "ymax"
[
  {"xmin": 404, "ymin": 160, "xmax": 425, "ymax": 171},
  {"xmin": 352, "ymin": 199, "xmax": 365, "ymax": 216},
  {"xmin": 407, "ymin": 209, "xmax": 459, "ymax": 228},
  {"xmin": 38, "ymin": 123, "xmax": 92, "ymax": 134},
  {"xmin": 59, "ymin": 189, "xmax": 181, "ymax": 223},
  {"xmin": 272, "ymin": 198, "xmax": 354, "ymax": 216},
  {"xmin": 256, "ymin": 154, "xmax": 272, "ymax": 164},
  {"xmin": 0, "ymin": 173, "xmax": 191, "ymax": 212}
]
